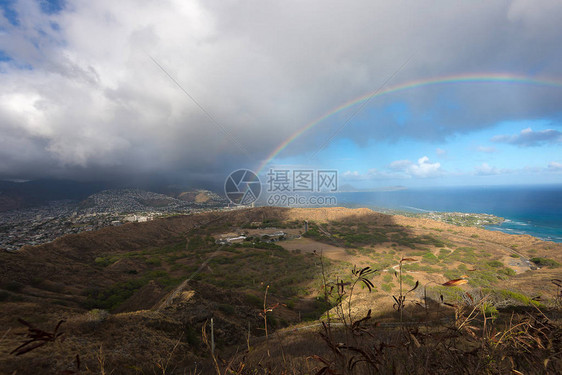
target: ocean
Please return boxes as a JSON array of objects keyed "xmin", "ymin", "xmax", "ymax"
[{"xmin": 334, "ymin": 185, "xmax": 562, "ymax": 243}]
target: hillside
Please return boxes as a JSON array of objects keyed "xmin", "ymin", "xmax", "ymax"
[{"xmin": 0, "ymin": 207, "xmax": 560, "ymax": 374}]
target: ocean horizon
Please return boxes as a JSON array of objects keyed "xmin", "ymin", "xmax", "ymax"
[{"xmin": 333, "ymin": 184, "xmax": 562, "ymax": 243}]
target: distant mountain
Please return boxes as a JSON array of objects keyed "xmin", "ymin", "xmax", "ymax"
[
  {"xmin": 0, "ymin": 179, "xmax": 227, "ymax": 212},
  {"xmin": 0, "ymin": 179, "xmax": 112, "ymax": 212},
  {"xmin": 176, "ymin": 190, "xmax": 226, "ymax": 204},
  {"xmin": 338, "ymin": 184, "xmax": 407, "ymax": 192}
]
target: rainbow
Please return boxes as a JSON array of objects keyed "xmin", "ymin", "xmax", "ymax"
[{"xmin": 256, "ymin": 73, "xmax": 562, "ymax": 174}]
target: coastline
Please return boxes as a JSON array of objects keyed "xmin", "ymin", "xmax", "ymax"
[
  {"xmin": 485, "ymin": 218, "xmax": 562, "ymax": 243},
  {"xmin": 333, "ymin": 187, "xmax": 562, "ymax": 243},
  {"xmin": 337, "ymin": 203, "xmax": 561, "ymax": 243}
]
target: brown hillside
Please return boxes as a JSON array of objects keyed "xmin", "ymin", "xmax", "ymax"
[{"xmin": 0, "ymin": 206, "xmax": 561, "ymax": 374}]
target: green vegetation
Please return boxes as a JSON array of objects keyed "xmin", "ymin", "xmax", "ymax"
[
  {"xmin": 481, "ymin": 288, "xmax": 544, "ymax": 308},
  {"xmin": 85, "ymin": 267, "xmax": 184, "ymax": 311},
  {"xmin": 85, "ymin": 279, "xmax": 147, "ymax": 311},
  {"xmin": 242, "ymin": 219, "xmax": 302, "ymax": 229},
  {"xmin": 302, "ymin": 224, "xmax": 323, "ymax": 240},
  {"xmin": 422, "ymin": 252, "xmax": 439, "ymax": 264},
  {"xmin": 487, "ymin": 260, "xmax": 503, "ymax": 268},
  {"xmin": 234, "ymin": 241, "xmax": 285, "ymax": 250},
  {"xmin": 499, "ymin": 267, "xmax": 516, "ymax": 276},
  {"xmin": 85, "ymin": 225, "xmax": 324, "ymax": 312},
  {"xmin": 4, "ymin": 281, "xmax": 24, "ymax": 292},
  {"xmin": 145, "ymin": 256, "xmax": 162, "ymax": 266},
  {"xmin": 303, "ymin": 296, "xmax": 333, "ymax": 321},
  {"xmin": 305, "ymin": 220, "xmax": 523, "ymax": 292},
  {"xmin": 381, "ymin": 283, "xmax": 394, "ymax": 292},
  {"xmin": 401, "ymin": 273, "xmax": 416, "ymax": 286},
  {"xmin": 530, "ymin": 257, "xmax": 560, "ymax": 268},
  {"xmin": 438, "ymin": 248, "xmax": 451, "ymax": 259},
  {"xmin": 430, "ymin": 285, "xmax": 465, "ymax": 303},
  {"xmin": 0, "ymin": 291, "xmax": 10, "ymax": 301},
  {"xmin": 482, "ymin": 302, "xmax": 499, "ymax": 318},
  {"xmin": 389, "ymin": 232, "xmax": 445, "ymax": 249},
  {"xmin": 94, "ymin": 256, "xmax": 118, "ymax": 267},
  {"xmin": 244, "ymin": 293, "xmax": 262, "ymax": 308}
]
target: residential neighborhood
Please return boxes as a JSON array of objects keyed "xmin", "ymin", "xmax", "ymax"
[{"xmin": 0, "ymin": 189, "xmax": 229, "ymax": 252}]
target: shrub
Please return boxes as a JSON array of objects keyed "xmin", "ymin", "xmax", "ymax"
[
  {"xmin": 457, "ymin": 263, "xmax": 468, "ymax": 272},
  {"xmin": 482, "ymin": 302, "xmax": 499, "ymax": 318},
  {"xmin": 530, "ymin": 257, "xmax": 560, "ymax": 268},
  {"xmin": 422, "ymin": 252, "xmax": 439, "ymax": 264},
  {"xmin": 381, "ymin": 283, "xmax": 394, "ymax": 293},
  {"xmin": 218, "ymin": 304, "xmax": 235, "ymax": 315},
  {"xmin": 145, "ymin": 257, "xmax": 162, "ymax": 266},
  {"xmin": 30, "ymin": 277, "xmax": 43, "ymax": 287},
  {"xmin": 245, "ymin": 293, "xmax": 263, "ymax": 308},
  {"xmin": 499, "ymin": 267, "xmax": 516, "ymax": 276},
  {"xmin": 5, "ymin": 281, "xmax": 24, "ymax": 292},
  {"xmin": 86, "ymin": 309, "xmax": 109, "ymax": 322},
  {"xmin": 496, "ymin": 289, "xmax": 544, "ymax": 308},
  {"xmin": 94, "ymin": 257, "xmax": 116, "ymax": 267},
  {"xmin": 0, "ymin": 291, "xmax": 9, "ymax": 301},
  {"xmin": 431, "ymin": 285, "xmax": 465, "ymax": 303},
  {"xmin": 285, "ymin": 299, "xmax": 296, "ymax": 309},
  {"xmin": 85, "ymin": 279, "xmax": 147, "ymax": 311},
  {"xmin": 487, "ymin": 260, "xmax": 503, "ymax": 268},
  {"xmin": 443, "ymin": 270, "xmax": 462, "ymax": 281}
]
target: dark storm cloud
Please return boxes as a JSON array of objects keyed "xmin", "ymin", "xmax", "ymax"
[{"xmin": 1, "ymin": 0, "xmax": 562, "ymax": 183}]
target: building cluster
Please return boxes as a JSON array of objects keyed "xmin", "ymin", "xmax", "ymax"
[
  {"xmin": 80, "ymin": 189, "xmax": 193, "ymax": 214},
  {"xmin": 424, "ymin": 212, "xmax": 504, "ymax": 227},
  {"xmin": 215, "ymin": 230, "xmax": 287, "ymax": 245},
  {"xmin": 0, "ymin": 189, "xmax": 228, "ymax": 252}
]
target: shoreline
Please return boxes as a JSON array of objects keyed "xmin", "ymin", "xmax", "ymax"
[{"xmin": 342, "ymin": 205, "xmax": 561, "ymax": 244}]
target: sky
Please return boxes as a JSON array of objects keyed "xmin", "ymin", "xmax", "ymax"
[{"xmin": 0, "ymin": 0, "xmax": 561, "ymax": 189}]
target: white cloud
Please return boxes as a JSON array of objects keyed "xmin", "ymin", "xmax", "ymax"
[
  {"xmin": 436, "ymin": 148, "xmax": 447, "ymax": 156},
  {"xmin": 410, "ymin": 156, "xmax": 442, "ymax": 178},
  {"xmin": 343, "ymin": 170, "xmax": 360, "ymax": 177},
  {"xmin": 390, "ymin": 156, "xmax": 442, "ymax": 178},
  {"xmin": 342, "ymin": 168, "xmax": 394, "ymax": 180},
  {"xmin": 475, "ymin": 163, "xmax": 500, "ymax": 176},
  {"xmin": 389, "ymin": 160, "xmax": 413, "ymax": 170},
  {"xmin": 548, "ymin": 161, "xmax": 562, "ymax": 171},
  {"xmin": 474, "ymin": 162, "xmax": 513, "ymax": 176},
  {"xmin": 477, "ymin": 146, "xmax": 496, "ymax": 153}
]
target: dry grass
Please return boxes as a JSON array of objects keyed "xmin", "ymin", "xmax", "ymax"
[{"xmin": 1, "ymin": 207, "xmax": 561, "ymax": 374}]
